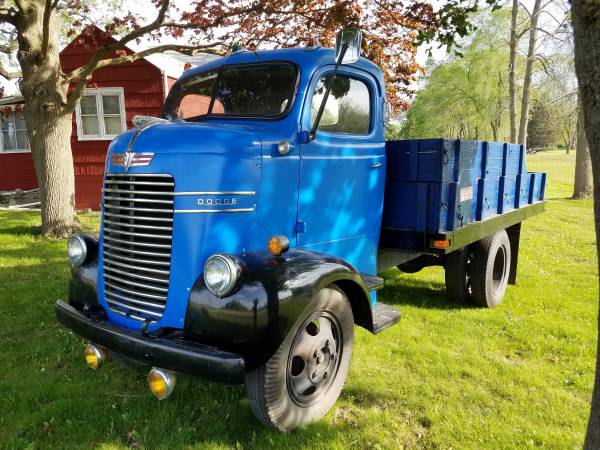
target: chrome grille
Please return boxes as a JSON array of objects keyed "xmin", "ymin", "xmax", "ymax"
[{"xmin": 102, "ymin": 174, "xmax": 174, "ymax": 321}]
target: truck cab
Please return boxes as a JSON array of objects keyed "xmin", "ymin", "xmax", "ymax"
[{"xmin": 56, "ymin": 31, "xmax": 546, "ymax": 431}]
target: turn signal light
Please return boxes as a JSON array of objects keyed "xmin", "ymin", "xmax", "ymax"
[
  {"xmin": 433, "ymin": 239, "xmax": 450, "ymax": 249},
  {"xmin": 148, "ymin": 368, "xmax": 176, "ymax": 400},
  {"xmin": 84, "ymin": 343, "xmax": 107, "ymax": 370},
  {"xmin": 268, "ymin": 235, "xmax": 290, "ymax": 256}
]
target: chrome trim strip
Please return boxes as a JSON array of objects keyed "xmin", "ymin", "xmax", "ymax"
[
  {"xmin": 103, "ymin": 235, "xmax": 171, "ymax": 249},
  {"xmin": 105, "ymin": 227, "xmax": 171, "ymax": 240},
  {"xmin": 104, "ymin": 188, "xmax": 175, "ymax": 196},
  {"xmin": 174, "ymin": 208, "xmax": 255, "ymax": 214},
  {"xmin": 103, "ymin": 211, "xmax": 173, "ymax": 223},
  {"xmin": 104, "ymin": 204, "xmax": 174, "ymax": 214},
  {"xmin": 103, "ymin": 219, "xmax": 172, "ymax": 232},
  {"xmin": 105, "ymin": 290, "xmax": 166, "ymax": 310},
  {"xmin": 104, "ymin": 180, "xmax": 174, "ymax": 186},
  {"xmin": 104, "ymin": 249, "xmax": 170, "ymax": 266},
  {"xmin": 104, "ymin": 273, "xmax": 169, "ymax": 293},
  {"xmin": 104, "ymin": 257, "xmax": 170, "ymax": 275},
  {"xmin": 106, "ymin": 173, "xmax": 171, "ymax": 178},
  {"xmin": 105, "ymin": 281, "xmax": 167, "ymax": 300},
  {"xmin": 106, "ymin": 297, "xmax": 163, "ymax": 318},
  {"xmin": 173, "ymin": 191, "xmax": 256, "ymax": 196},
  {"xmin": 103, "ymin": 243, "xmax": 171, "ymax": 259},
  {"xmin": 104, "ymin": 266, "xmax": 169, "ymax": 285},
  {"xmin": 104, "ymin": 195, "xmax": 173, "ymax": 204}
]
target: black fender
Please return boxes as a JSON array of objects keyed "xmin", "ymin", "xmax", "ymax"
[
  {"xmin": 184, "ymin": 249, "xmax": 374, "ymax": 371},
  {"xmin": 68, "ymin": 262, "xmax": 99, "ymax": 309}
]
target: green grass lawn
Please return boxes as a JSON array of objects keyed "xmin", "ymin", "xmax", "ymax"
[{"xmin": 0, "ymin": 150, "xmax": 597, "ymax": 449}]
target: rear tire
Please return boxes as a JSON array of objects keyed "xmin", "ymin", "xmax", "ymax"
[
  {"xmin": 444, "ymin": 245, "xmax": 474, "ymax": 303},
  {"xmin": 470, "ymin": 230, "xmax": 511, "ymax": 308},
  {"xmin": 245, "ymin": 285, "xmax": 354, "ymax": 431}
]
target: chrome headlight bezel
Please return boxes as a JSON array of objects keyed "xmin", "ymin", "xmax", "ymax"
[
  {"xmin": 67, "ymin": 234, "xmax": 97, "ymax": 267},
  {"xmin": 67, "ymin": 234, "xmax": 88, "ymax": 267},
  {"xmin": 203, "ymin": 253, "xmax": 241, "ymax": 297}
]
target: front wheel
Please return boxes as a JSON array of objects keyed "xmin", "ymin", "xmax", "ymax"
[{"xmin": 245, "ymin": 285, "xmax": 354, "ymax": 431}]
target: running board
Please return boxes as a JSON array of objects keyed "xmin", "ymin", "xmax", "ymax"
[
  {"xmin": 372, "ymin": 303, "xmax": 402, "ymax": 334},
  {"xmin": 362, "ymin": 273, "xmax": 384, "ymax": 291}
]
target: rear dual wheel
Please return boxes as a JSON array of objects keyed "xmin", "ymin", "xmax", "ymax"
[
  {"xmin": 445, "ymin": 230, "xmax": 511, "ymax": 308},
  {"xmin": 245, "ymin": 286, "xmax": 353, "ymax": 431}
]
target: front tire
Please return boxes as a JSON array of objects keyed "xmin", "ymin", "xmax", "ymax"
[{"xmin": 245, "ymin": 285, "xmax": 354, "ymax": 431}]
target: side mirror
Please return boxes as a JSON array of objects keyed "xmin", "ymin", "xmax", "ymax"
[{"xmin": 335, "ymin": 29, "xmax": 362, "ymax": 64}]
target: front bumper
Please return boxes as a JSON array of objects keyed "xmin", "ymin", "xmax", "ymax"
[{"xmin": 55, "ymin": 300, "xmax": 245, "ymax": 384}]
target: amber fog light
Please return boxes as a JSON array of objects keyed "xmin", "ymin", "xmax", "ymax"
[
  {"xmin": 148, "ymin": 368, "xmax": 176, "ymax": 400},
  {"xmin": 84, "ymin": 343, "xmax": 107, "ymax": 370}
]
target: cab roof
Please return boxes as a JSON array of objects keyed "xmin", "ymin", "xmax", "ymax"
[{"xmin": 179, "ymin": 46, "xmax": 383, "ymax": 84}]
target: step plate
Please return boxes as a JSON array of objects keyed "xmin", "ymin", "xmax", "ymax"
[
  {"xmin": 372, "ymin": 302, "xmax": 402, "ymax": 334},
  {"xmin": 362, "ymin": 273, "xmax": 384, "ymax": 291}
]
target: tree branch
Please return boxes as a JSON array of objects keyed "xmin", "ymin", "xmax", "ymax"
[
  {"xmin": 41, "ymin": 0, "xmax": 54, "ymax": 58},
  {"xmin": 63, "ymin": 42, "xmax": 225, "ymax": 113}
]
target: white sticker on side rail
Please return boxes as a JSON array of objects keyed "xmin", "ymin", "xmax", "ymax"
[{"xmin": 460, "ymin": 186, "xmax": 473, "ymax": 202}]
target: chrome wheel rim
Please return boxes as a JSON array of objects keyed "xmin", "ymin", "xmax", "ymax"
[{"xmin": 286, "ymin": 311, "xmax": 342, "ymax": 406}]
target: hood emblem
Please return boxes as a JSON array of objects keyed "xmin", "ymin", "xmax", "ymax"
[{"xmin": 112, "ymin": 152, "xmax": 154, "ymax": 171}]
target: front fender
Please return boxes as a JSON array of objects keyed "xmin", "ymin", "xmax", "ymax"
[
  {"xmin": 184, "ymin": 249, "xmax": 372, "ymax": 371},
  {"xmin": 68, "ymin": 262, "xmax": 99, "ymax": 309}
]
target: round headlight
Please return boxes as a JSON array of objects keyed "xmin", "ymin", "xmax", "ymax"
[
  {"xmin": 67, "ymin": 235, "xmax": 87, "ymax": 267},
  {"xmin": 204, "ymin": 254, "xmax": 240, "ymax": 297}
]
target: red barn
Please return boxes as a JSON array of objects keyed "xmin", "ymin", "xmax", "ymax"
[{"xmin": 0, "ymin": 26, "xmax": 214, "ymax": 209}]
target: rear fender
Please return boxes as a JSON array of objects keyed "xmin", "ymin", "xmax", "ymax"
[{"xmin": 184, "ymin": 249, "xmax": 373, "ymax": 371}]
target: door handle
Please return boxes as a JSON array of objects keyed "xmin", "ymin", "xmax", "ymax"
[{"xmin": 371, "ymin": 162, "xmax": 382, "ymax": 169}]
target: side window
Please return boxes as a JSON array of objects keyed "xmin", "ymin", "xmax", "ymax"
[{"xmin": 310, "ymin": 74, "xmax": 371, "ymax": 134}]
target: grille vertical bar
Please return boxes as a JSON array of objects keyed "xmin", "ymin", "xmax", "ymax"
[{"xmin": 101, "ymin": 174, "xmax": 174, "ymax": 321}]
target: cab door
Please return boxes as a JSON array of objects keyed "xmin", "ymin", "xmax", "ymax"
[{"xmin": 297, "ymin": 66, "xmax": 385, "ymax": 275}]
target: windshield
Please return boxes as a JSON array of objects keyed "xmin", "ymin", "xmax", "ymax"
[{"xmin": 162, "ymin": 62, "xmax": 298, "ymax": 121}]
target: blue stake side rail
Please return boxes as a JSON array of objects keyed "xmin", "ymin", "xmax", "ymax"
[{"xmin": 380, "ymin": 139, "xmax": 547, "ymax": 254}]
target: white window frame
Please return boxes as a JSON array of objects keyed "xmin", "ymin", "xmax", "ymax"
[
  {"xmin": 75, "ymin": 87, "xmax": 127, "ymax": 141},
  {"xmin": 0, "ymin": 107, "xmax": 30, "ymax": 153}
]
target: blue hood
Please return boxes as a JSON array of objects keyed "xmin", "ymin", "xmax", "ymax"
[{"xmin": 101, "ymin": 121, "xmax": 269, "ymax": 331}]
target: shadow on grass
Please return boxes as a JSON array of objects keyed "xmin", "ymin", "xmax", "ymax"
[
  {"xmin": 378, "ymin": 271, "xmax": 474, "ymax": 310},
  {"xmin": 0, "ymin": 224, "xmax": 39, "ymax": 236}
]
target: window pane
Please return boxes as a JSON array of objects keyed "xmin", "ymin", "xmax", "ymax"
[
  {"xmin": 311, "ymin": 75, "xmax": 371, "ymax": 134},
  {"xmin": 103, "ymin": 116, "xmax": 122, "ymax": 135},
  {"xmin": 81, "ymin": 116, "xmax": 99, "ymax": 135},
  {"xmin": 14, "ymin": 112, "xmax": 27, "ymax": 130},
  {"xmin": 102, "ymin": 94, "xmax": 121, "ymax": 115},
  {"xmin": 214, "ymin": 63, "xmax": 296, "ymax": 115},
  {"xmin": 80, "ymin": 95, "xmax": 98, "ymax": 115},
  {"xmin": 17, "ymin": 130, "xmax": 30, "ymax": 149},
  {"xmin": 3, "ymin": 131, "xmax": 16, "ymax": 150}
]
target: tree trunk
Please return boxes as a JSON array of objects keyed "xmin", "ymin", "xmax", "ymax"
[
  {"xmin": 508, "ymin": 0, "xmax": 519, "ymax": 143},
  {"xmin": 16, "ymin": 0, "xmax": 78, "ymax": 237},
  {"xmin": 573, "ymin": 98, "xmax": 593, "ymax": 199},
  {"xmin": 572, "ymin": 1, "xmax": 600, "ymax": 448},
  {"xmin": 518, "ymin": 0, "xmax": 542, "ymax": 145}
]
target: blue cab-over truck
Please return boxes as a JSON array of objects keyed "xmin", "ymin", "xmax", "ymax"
[{"xmin": 56, "ymin": 30, "xmax": 546, "ymax": 431}]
